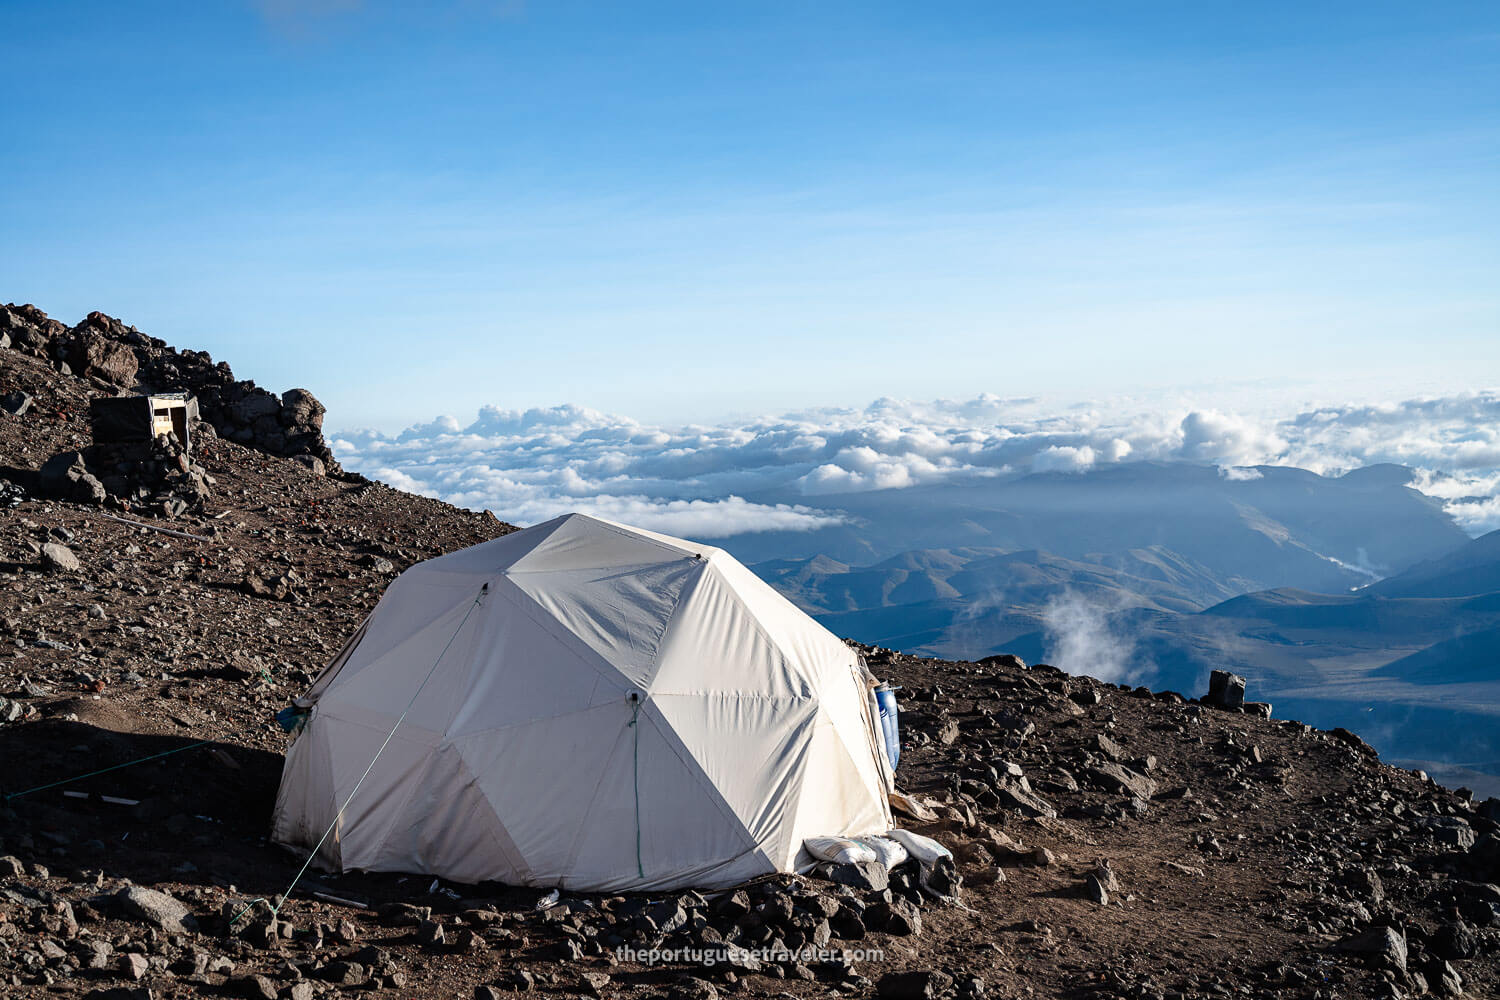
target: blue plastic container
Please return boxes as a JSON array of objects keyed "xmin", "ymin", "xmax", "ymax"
[{"xmin": 874, "ymin": 684, "xmax": 900, "ymax": 771}]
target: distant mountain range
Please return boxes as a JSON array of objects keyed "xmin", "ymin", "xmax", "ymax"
[
  {"xmin": 734, "ymin": 462, "xmax": 1465, "ymax": 583},
  {"xmin": 734, "ymin": 460, "xmax": 1467, "ymax": 658},
  {"xmin": 711, "ymin": 461, "xmax": 1500, "ymax": 796},
  {"xmin": 1002, "ymin": 530, "xmax": 1500, "ymax": 798}
]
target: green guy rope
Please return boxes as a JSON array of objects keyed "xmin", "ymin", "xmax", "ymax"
[
  {"xmin": 3, "ymin": 737, "xmax": 217, "ymax": 802},
  {"xmin": 232, "ymin": 582, "xmax": 489, "ymax": 929},
  {"xmin": 628, "ymin": 694, "xmax": 644, "ymax": 879}
]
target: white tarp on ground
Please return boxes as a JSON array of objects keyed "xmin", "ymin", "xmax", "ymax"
[{"xmin": 271, "ymin": 512, "xmax": 894, "ymax": 891}]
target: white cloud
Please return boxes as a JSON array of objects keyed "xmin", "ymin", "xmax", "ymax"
[
  {"xmin": 1411, "ymin": 468, "xmax": 1500, "ymax": 534},
  {"xmin": 331, "ymin": 389, "xmax": 1500, "ymax": 539},
  {"xmin": 1032, "ymin": 445, "xmax": 1096, "ymax": 473},
  {"xmin": 1040, "ymin": 590, "xmax": 1149, "ymax": 684},
  {"xmin": 1447, "ymin": 497, "xmax": 1500, "ymax": 535},
  {"xmin": 1179, "ymin": 410, "xmax": 1285, "ymax": 465}
]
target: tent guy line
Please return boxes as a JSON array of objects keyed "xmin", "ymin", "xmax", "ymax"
[
  {"xmin": 2, "ymin": 736, "xmax": 219, "ymax": 803},
  {"xmin": 232, "ymin": 583, "xmax": 489, "ymax": 929}
]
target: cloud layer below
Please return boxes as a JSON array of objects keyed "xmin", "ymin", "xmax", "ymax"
[{"xmin": 331, "ymin": 390, "xmax": 1500, "ymax": 539}]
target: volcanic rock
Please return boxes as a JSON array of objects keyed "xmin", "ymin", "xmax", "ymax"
[
  {"xmin": 1337, "ymin": 925, "xmax": 1407, "ymax": 972},
  {"xmin": 824, "ymin": 860, "xmax": 889, "ymax": 892},
  {"xmin": 1088, "ymin": 761, "xmax": 1157, "ymax": 799},
  {"xmin": 1423, "ymin": 815, "xmax": 1478, "ymax": 850},
  {"xmin": 39, "ymin": 451, "xmax": 108, "ymax": 504},
  {"xmin": 877, "ymin": 970, "xmax": 952, "ymax": 1000},
  {"xmin": 119, "ymin": 952, "xmax": 149, "ymax": 980},
  {"xmin": 1206, "ymin": 669, "xmax": 1246, "ymax": 708},
  {"xmin": 867, "ymin": 897, "xmax": 922, "ymax": 936},
  {"xmin": 115, "ymin": 886, "xmax": 195, "ymax": 933},
  {"xmin": 66, "ymin": 330, "xmax": 139, "ymax": 386},
  {"xmin": 40, "ymin": 541, "xmax": 83, "ymax": 572},
  {"xmin": 0, "ymin": 390, "xmax": 31, "ymax": 416}
]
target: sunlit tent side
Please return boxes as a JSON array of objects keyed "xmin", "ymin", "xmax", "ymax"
[{"xmin": 271, "ymin": 512, "xmax": 894, "ymax": 892}]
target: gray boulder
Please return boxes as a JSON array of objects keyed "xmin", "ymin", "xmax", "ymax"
[
  {"xmin": 291, "ymin": 454, "xmax": 326, "ymax": 476},
  {"xmin": 877, "ymin": 970, "xmax": 951, "ymax": 1000},
  {"xmin": 118, "ymin": 953, "xmax": 150, "ymax": 981},
  {"xmin": 232, "ymin": 974, "xmax": 279, "ymax": 1000},
  {"xmin": 866, "ymin": 897, "xmax": 922, "ymax": 936},
  {"xmin": 226, "ymin": 390, "xmax": 281, "ymax": 426},
  {"xmin": 1422, "ymin": 815, "xmax": 1477, "ymax": 851},
  {"xmin": 1336, "ymin": 924, "xmax": 1406, "ymax": 972},
  {"xmin": 825, "ymin": 859, "xmax": 889, "ymax": 892},
  {"xmin": 116, "ymin": 885, "xmax": 196, "ymax": 933},
  {"xmin": 281, "ymin": 388, "xmax": 326, "ymax": 431},
  {"xmin": 66, "ymin": 330, "xmax": 139, "ymax": 386},
  {"xmin": 1088, "ymin": 761, "xmax": 1157, "ymax": 799},
  {"xmin": 1432, "ymin": 920, "xmax": 1480, "ymax": 960},
  {"xmin": 1094, "ymin": 733, "xmax": 1125, "ymax": 760},
  {"xmin": 1206, "ymin": 669, "xmax": 1246, "ymax": 708},
  {"xmin": 63, "ymin": 329, "xmax": 139, "ymax": 389},
  {"xmin": 41, "ymin": 542, "xmax": 81, "ymax": 573},
  {"xmin": 39, "ymin": 450, "xmax": 107, "ymax": 504},
  {"xmin": 994, "ymin": 780, "xmax": 1057, "ymax": 819}
]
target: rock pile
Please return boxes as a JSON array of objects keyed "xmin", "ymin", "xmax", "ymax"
[
  {"xmin": 38, "ymin": 431, "xmax": 214, "ymax": 517},
  {"xmin": 1, "ymin": 304, "xmax": 340, "ymax": 475},
  {"xmin": 465, "ymin": 868, "xmax": 953, "ymax": 991}
]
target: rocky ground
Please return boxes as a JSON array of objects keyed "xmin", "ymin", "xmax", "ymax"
[{"xmin": 1, "ymin": 304, "xmax": 1498, "ymax": 1000}]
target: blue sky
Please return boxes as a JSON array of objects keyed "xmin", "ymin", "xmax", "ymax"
[{"xmin": 3, "ymin": 1, "xmax": 1497, "ymax": 430}]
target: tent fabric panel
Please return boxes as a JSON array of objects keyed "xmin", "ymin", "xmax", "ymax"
[
  {"xmin": 504, "ymin": 558, "xmax": 703, "ymax": 688},
  {"xmin": 558, "ymin": 704, "xmax": 764, "ymax": 892},
  {"xmin": 270, "ymin": 723, "xmax": 342, "ymax": 870},
  {"xmin": 778, "ymin": 704, "xmax": 894, "ymax": 871},
  {"xmin": 279, "ymin": 713, "xmax": 437, "ymax": 873},
  {"xmin": 809, "ymin": 657, "xmax": 896, "ymax": 815},
  {"xmin": 318, "ymin": 578, "xmax": 623, "ymax": 740},
  {"xmin": 307, "ymin": 575, "xmax": 486, "ymax": 713},
  {"xmin": 698, "ymin": 555, "xmax": 892, "ymax": 815},
  {"xmin": 365, "ymin": 744, "xmax": 528, "ymax": 885},
  {"xmin": 443, "ymin": 577, "xmax": 626, "ymax": 735},
  {"xmin": 315, "ymin": 588, "xmax": 489, "ymax": 737},
  {"xmin": 400, "ymin": 514, "xmax": 566, "ymax": 578},
  {"xmin": 453, "ymin": 702, "xmax": 635, "ymax": 883},
  {"xmin": 298, "ymin": 615, "xmax": 370, "ymax": 707},
  {"xmin": 579, "ymin": 515, "xmax": 721, "ymax": 560},
  {"xmin": 482, "ymin": 571, "xmax": 645, "ymax": 694},
  {"xmin": 508, "ymin": 513, "xmax": 698, "ymax": 574},
  {"xmin": 648, "ymin": 565, "xmax": 807, "ymax": 699},
  {"xmin": 650, "ymin": 692, "xmax": 816, "ymax": 851},
  {"xmin": 854, "ymin": 659, "xmax": 898, "ymax": 795},
  {"xmin": 704, "ymin": 552, "xmax": 861, "ymax": 696}
]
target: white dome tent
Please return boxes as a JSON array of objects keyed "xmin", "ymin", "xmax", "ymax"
[{"xmin": 271, "ymin": 512, "xmax": 894, "ymax": 891}]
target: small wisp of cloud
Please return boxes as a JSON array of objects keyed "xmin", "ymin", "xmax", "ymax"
[{"xmin": 1040, "ymin": 590, "xmax": 1150, "ymax": 685}]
